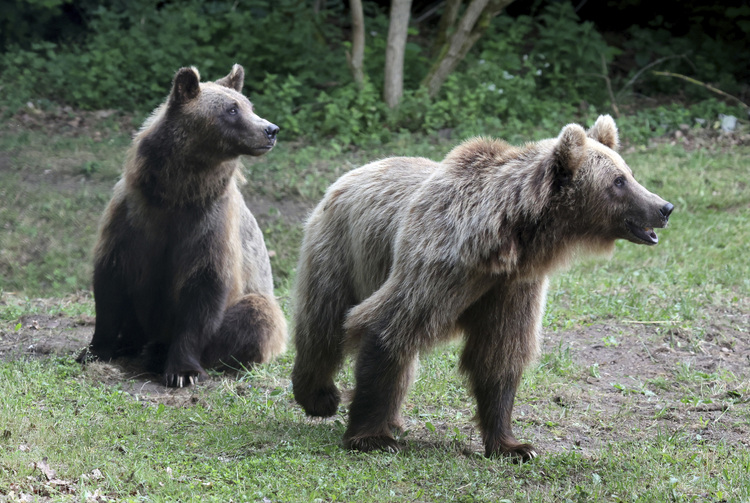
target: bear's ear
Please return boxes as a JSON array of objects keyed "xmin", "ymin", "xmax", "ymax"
[
  {"xmin": 170, "ymin": 67, "xmax": 201, "ymax": 106},
  {"xmin": 215, "ymin": 64, "xmax": 245, "ymax": 92},
  {"xmin": 552, "ymin": 123, "xmax": 587, "ymax": 182},
  {"xmin": 587, "ymin": 114, "xmax": 619, "ymax": 150}
]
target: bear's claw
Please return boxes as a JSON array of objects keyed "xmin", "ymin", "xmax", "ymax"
[{"xmin": 164, "ymin": 371, "xmax": 203, "ymax": 388}]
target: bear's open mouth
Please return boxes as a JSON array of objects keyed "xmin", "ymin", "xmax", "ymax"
[{"xmin": 625, "ymin": 220, "xmax": 659, "ymax": 245}]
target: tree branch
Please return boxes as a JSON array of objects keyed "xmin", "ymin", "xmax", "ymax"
[
  {"xmin": 600, "ymin": 53, "xmax": 619, "ymax": 118},
  {"xmin": 617, "ymin": 54, "xmax": 688, "ymax": 98},
  {"xmin": 423, "ymin": 0, "xmax": 514, "ymax": 98},
  {"xmin": 652, "ymin": 71, "xmax": 749, "ymax": 110}
]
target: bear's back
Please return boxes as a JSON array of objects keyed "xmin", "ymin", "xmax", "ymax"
[{"xmin": 306, "ymin": 156, "xmax": 437, "ymax": 301}]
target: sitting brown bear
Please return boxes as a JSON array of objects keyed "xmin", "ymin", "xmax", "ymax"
[
  {"xmin": 80, "ymin": 64, "xmax": 287, "ymax": 387},
  {"xmin": 291, "ymin": 115, "xmax": 673, "ymax": 460}
]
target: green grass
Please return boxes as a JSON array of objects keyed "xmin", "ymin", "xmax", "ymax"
[
  {"xmin": 1, "ymin": 354, "xmax": 748, "ymax": 502},
  {"xmin": 0, "ymin": 129, "xmax": 127, "ymax": 297},
  {"xmin": 1, "ymin": 122, "xmax": 749, "ymax": 502}
]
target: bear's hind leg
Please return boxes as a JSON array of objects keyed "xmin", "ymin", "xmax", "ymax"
[
  {"xmin": 201, "ymin": 293, "xmax": 287, "ymax": 370},
  {"xmin": 80, "ymin": 261, "xmax": 128, "ymax": 363},
  {"xmin": 343, "ymin": 332, "xmax": 416, "ymax": 453}
]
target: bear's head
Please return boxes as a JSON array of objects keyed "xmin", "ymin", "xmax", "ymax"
[
  {"xmin": 167, "ymin": 64, "xmax": 279, "ymax": 158},
  {"xmin": 551, "ymin": 115, "xmax": 673, "ymax": 246}
]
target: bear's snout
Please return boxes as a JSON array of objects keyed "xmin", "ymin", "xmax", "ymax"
[
  {"xmin": 265, "ymin": 124, "xmax": 280, "ymax": 142},
  {"xmin": 660, "ymin": 202, "xmax": 674, "ymax": 221}
]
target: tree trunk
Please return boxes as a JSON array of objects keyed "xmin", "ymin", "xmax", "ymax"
[
  {"xmin": 423, "ymin": 0, "xmax": 515, "ymax": 98},
  {"xmin": 433, "ymin": 0, "xmax": 462, "ymax": 54},
  {"xmin": 383, "ymin": 0, "xmax": 413, "ymax": 108},
  {"xmin": 347, "ymin": 0, "xmax": 366, "ymax": 87}
]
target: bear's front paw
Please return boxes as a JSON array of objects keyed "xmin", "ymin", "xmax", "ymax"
[
  {"xmin": 293, "ymin": 382, "xmax": 341, "ymax": 417},
  {"xmin": 344, "ymin": 433, "xmax": 400, "ymax": 453},
  {"xmin": 164, "ymin": 369, "xmax": 207, "ymax": 388},
  {"xmin": 486, "ymin": 441, "xmax": 538, "ymax": 463}
]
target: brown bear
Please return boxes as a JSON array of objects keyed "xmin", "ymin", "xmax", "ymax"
[
  {"xmin": 291, "ymin": 115, "xmax": 673, "ymax": 460},
  {"xmin": 79, "ymin": 64, "xmax": 287, "ymax": 387}
]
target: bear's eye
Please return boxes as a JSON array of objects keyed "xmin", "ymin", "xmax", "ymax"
[
  {"xmin": 614, "ymin": 176, "xmax": 626, "ymax": 187},
  {"xmin": 227, "ymin": 106, "xmax": 238, "ymax": 116}
]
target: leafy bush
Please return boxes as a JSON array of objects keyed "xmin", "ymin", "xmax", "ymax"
[
  {"xmin": 617, "ymin": 99, "xmax": 748, "ymax": 144},
  {"xmin": 0, "ymin": 0, "xmax": 347, "ymax": 111},
  {"xmin": 387, "ymin": 4, "xmax": 618, "ymax": 139},
  {"xmin": 1, "ymin": 0, "xmax": 746, "ymax": 146},
  {"xmin": 619, "ymin": 7, "xmax": 750, "ymax": 98}
]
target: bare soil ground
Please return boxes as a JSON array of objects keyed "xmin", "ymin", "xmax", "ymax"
[{"xmin": 2, "ymin": 301, "xmax": 747, "ymax": 456}]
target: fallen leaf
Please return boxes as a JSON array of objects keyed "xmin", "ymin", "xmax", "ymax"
[{"xmin": 33, "ymin": 458, "xmax": 56, "ymax": 480}]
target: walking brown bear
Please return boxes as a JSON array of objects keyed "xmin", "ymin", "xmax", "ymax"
[
  {"xmin": 291, "ymin": 115, "xmax": 673, "ymax": 460},
  {"xmin": 79, "ymin": 64, "xmax": 287, "ymax": 387}
]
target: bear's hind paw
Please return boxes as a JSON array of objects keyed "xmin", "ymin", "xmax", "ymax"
[
  {"xmin": 486, "ymin": 442, "xmax": 538, "ymax": 463},
  {"xmin": 344, "ymin": 434, "xmax": 400, "ymax": 454}
]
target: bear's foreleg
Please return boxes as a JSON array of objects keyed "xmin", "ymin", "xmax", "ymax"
[
  {"xmin": 201, "ymin": 293, "xmax": 287, "ymax": 369},
  {"xmin": 164, "ymin": 267, "xmax": 230, "ymax": 387},
  {"xmin": 343, "ymin": 269, "xmax": 489, "ymax": 452},
  {"xmin": 459, "ymin": 278, "xmax": 547, "ymax": 462},
  {"xmin": 291, "ymin": 259, "xmax": 356, "ymax": 418},
  {"xmin": 291, "ymin": 331, "xmax": 345, "ymax": 418}
]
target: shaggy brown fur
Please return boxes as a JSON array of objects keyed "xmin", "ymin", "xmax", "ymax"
[
  {"xmin": 292, "ymin": 115, "xmax": 673, "ymax": 460},
  {"xmin": 80, "ymin": 64, "xmax": 287, "ymax": 387}
]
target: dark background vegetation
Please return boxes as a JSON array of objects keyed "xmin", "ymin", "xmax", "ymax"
[{"xmin": 0, "ymin": 0, "xmax": 748, "ymax": 145}]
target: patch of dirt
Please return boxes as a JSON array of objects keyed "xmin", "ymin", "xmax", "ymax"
[
  {"xmin": 8, "ymin": 104, "xmax": 139, "ymax": 140},
  {"xmin": 528, "ymin": 303, "xmax": 750, "ymax": 456},
  {"xmin": 381, "ymin": 303, "xmax": 750, "ymax": 458},
  {"xmin": 0, "ymin": 311, "xmax": 222, "ymax": 406},
  {"xmin": 0, "ymin": 313, "xmax": 93, "ymax": 360},
  {"xmin": 247, "ymin": 194, "xmax": 313, "ymax": 228}
]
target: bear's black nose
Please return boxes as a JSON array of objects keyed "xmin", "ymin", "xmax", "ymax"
[
  {"xmin": 265, "ymin": 124, "xmax": 279, "ymax": 141},
  {"xmin": 660, "ymin": 202, "xmax": 674, "ymax": 219}
]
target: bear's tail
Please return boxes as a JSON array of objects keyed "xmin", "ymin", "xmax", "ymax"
[{"xmin": 201, "ymin": 293, "xmax": 287, "ymax": 370}]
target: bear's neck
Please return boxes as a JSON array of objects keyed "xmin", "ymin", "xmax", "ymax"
[{"xmin": 126, "ymin": 129, "xmax": 238, "ymax": 208}]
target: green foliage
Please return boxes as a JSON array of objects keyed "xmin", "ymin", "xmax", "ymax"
[
  {"xmin": 0, "ymin": 0, "xmax": 77, "ymax": 51},
  {"xmin": 413, "ymin": 3, "xmax": 619, "ymax": 138},
  {"xmin": 0, "ymin": 0, "xmax": 347, "ymax": 112},
  {"xmin": 252, "ymin": 73, "xmax": 305, "ymax": 138},
  {"xmin": 0, "ymin": 0, "xmax": 746, "ymax": 145},
  {"xmin": 527, "ymin": 2, "xmax": 619, "ymax": 104},
  {"xmin": 617, "ymin": 99, "xmax": 748, "ymax": 144},
  {"xmin": 622, "ymin": 22, "xmax": 749, "ymax": 97},
  {"xmin": 308, "ymin": 79, "xmax": 390, "ymax": 145}
]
